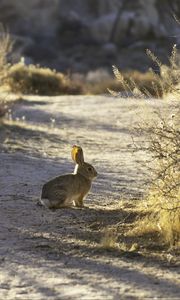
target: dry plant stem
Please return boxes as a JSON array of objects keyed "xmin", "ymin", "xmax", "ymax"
[
  {"xmin": 0, "ymin": 24, "xmax": 13, "ymax": 118},
  {"xmin": 0, "ymin": 24, "xmax": 12, "ymax": 78},
  {"xmin": 135, "ymin": 114, "xmax": 180, "ymax": 245},
  {"xmin": 111, "ymin": 45, "xmax": 179, "ymax": 98}
]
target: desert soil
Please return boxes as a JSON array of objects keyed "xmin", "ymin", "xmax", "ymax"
[{"xmin": 0, "ymin": 95, "xmax": 179, "ymax": 299}]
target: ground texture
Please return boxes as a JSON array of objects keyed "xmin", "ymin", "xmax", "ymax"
[{"xmin": 0, "ymin": 95, "xmax": 179, "ymax": 299}]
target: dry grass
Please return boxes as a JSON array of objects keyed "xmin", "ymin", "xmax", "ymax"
[
  {"xmin": 129, "ymin": 107, "xmax": 180, "ymax": 247},
  {"xmin": 0, "ymin": 24, "xmax": 13, "ymax": 119},
  {"xmin": 5, "ymin": 61, "xmax": 85, "ymax": 95},
  {"xmin": 100, "ymin": 227, "xmax": 118, "ymax": 249},
  {"xmin": 109, "ymin": 45, "xmax": 180, "ymax": 248},
  {"xmin": 0, "ymin": 25, "xmax": 12, "ymax": 79},
  {"xmin": 110, "ymin": 45, "xmax": 180, "ymax": 98},
  {"xmin": 4, "ymin": 62, "xmax": 175, "ymax": 97},
  {"xmin": 85, "ymin": 69, "xmax": 162, "ymax": 96},
  {"xmin": 144, "ymin": 113, "xmax": 179, "ymax": 246}
]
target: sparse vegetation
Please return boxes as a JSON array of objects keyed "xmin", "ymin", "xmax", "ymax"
[
  {"xmin": 112, "ymin": 46, "xmax": 180, "ymax": 248},
  {"xmin": 132, "ymin": 113, "xmax": 180, "ymax": 247},
  {"xmin": 5, "ymin": 61, "xmax": 85, "ymax": 95},
  {"xmin": 0, "ymin": 21, "xmax": 179, "ymax": 258},
  {"xmin": 4, "ymin": 56, "xmax": 178, "ymax": 97},
  {"xmin": 100, "ymin": 227, "xmax": 118, "ymax": 250},
  {"xmin": 0, "ymin": 25, "xmax": 12, "ymax": 80},
  {"xmin": 85, "ymin": 70, "xmax": 161, "ymax": 96},
  {"xmin": 4, "ymin": 61, "xmax": 170, "ymax": 97},
  {"xmin": 110, "ymin": 45, "xmax": 180, "ymax": 99},
  {"xmin": 0, "ymin": 24, "xmax": 12, "ymax": 119}
]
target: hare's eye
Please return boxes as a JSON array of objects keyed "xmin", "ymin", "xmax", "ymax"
[{"xmin": 88, "ymin": 167, "xmax": 92, "ymax": 172}]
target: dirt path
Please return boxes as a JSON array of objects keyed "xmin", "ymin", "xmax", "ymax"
[{"xmin": 0, "ymin": 95, "xmax": 179, "ymax": 299}]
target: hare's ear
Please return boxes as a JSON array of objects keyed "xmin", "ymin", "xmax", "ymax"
[{"xmin": 71, "ymin": 145, "xmax": 84, "ymax": 165}]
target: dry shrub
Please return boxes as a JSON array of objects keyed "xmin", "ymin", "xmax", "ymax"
[
  {"xmin": 145, "ymin": 116, "xmax": 180, "ymax": 246},
  {"xmin": 110, "ymin": 45, "xmax": 180, "ymax": 98},
  {"xmin": 6, "ymin": 61, "xmax": 85, "ymax": 95},
  {"xmin": 110, "ymin": 44, "xmax": 180, "ymax": 247},
  {"xmin": 131, "ymin": 113, "xmax": 180, "ymax": 247}
]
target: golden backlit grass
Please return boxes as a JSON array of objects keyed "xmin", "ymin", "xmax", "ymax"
[
  {"xmin": 5, "ymin": 62, "xmax": 84, "ymax": 95},
  {"xmin": 110, "ymin": 45, "xmax": 180, "ymax": 99},
  {"xmin": 127, "ymin": 197, "xmax": 180, "ymax": 249},
  {"xmin": 3, "ymin": 45, "xmax": 179, "ymax": 97},
  {"xmin": 129, "ymin": 114, "xmax": 180, "ymax": 248},
  {"xmin": 100, "ymin": 227, "xmax": 118, "ymax": 250},
  {"xmin": 0, "ymin": 24, "xmax": 13, "ymax": 119},
  {"xmin": 86, "ymin": 70, "xmax": 162, "ymax": 96},
  {"xmin": 109, "ymin": 45, "xmax": 180, "ymax": 248},
  {"xmin": 0, "ymin": 25, "xmax": 12, "ymax": 79},
  {"xmin": 5, "ymin": 62, "xmax": 164, "ymax": 97}
]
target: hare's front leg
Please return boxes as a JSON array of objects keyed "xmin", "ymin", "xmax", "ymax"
[{"xmin": 74, "ymin": 195, "xmax": 84, "ymax": 208}]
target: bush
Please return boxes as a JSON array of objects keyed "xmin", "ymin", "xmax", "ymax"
[
  {"xmin": 111, "ymin": 44, "xmax": 180, "ymax": 247},
  {"xmin": 6, "ymin": 62, "xmax": 85, "ymax": 95},
  {"xmin": 134, "ymin": 114, "xmax": 180, "ymax": 246},
  {"xmin": 136, "ymin": 48, "xmax": 180, "ymax": 246}
]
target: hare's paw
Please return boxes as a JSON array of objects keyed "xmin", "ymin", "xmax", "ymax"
[{"xmin": 73, "ymin": 198, "xmax": 85, "ymax": 208}]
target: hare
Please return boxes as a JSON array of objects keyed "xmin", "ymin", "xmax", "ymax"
[{"xmin": 40, "ymin": 145, "xmax": 97, "ymax": 209}]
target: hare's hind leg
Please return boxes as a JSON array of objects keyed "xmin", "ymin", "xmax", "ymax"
[
  {"xmin": 74, "ymin": 195, "xmax": 84, "ymax": 208},
  {"xmin": 40, "ymin": 197, "xmax": 66, "ymax": 209},
  {"xmin": 41, "ymin": 189, "xmax": 67, "ymax": 209}
]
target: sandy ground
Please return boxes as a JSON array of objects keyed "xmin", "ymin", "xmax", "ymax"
[{"xmin": 0, "ymin": 95, "xmax": 179, "ymax": 299}]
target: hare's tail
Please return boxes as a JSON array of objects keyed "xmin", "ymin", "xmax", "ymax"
[{"xmin": 40, "ymin": 198, "xmax": 51, "ymax": 208}]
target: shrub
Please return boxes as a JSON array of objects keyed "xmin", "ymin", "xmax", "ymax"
[
  {"xmin": 135, "ymin": 48, "xmax": 180, "ymax": 246},
  {"xmin": 111, "ymin": 44, "xmax": 180, "ymax": 247},
  {"xmin": 134, "ymin": 114, "xmax": 180, "ymax": 246},
  {"xmin": 6, "ymin": 61, "xmax": 85, "ymax": 95}
]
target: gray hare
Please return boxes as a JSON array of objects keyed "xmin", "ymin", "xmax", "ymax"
[{"xmin": 40, "ymin": 145, "xmax": 97, "ymax": 208}]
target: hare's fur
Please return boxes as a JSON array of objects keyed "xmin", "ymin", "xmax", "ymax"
[{"xmin": 40, "ymin": 146, "xmax": 97, "ymax": 209}]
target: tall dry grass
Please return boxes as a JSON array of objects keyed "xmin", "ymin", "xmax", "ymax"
[
  {"xmin": 132, "ymin": 114, "xmax": 180, "ymax": 247},
  {"xmin": 5, "ymin": 62, "xmax": 165, "ymax": 96},
  {"xmin": 86, "ymin": 69, "xmax": 161, "ymax": 96},
  {"xmin": 0, "ymin": 24, "xmax": 13, "ymax": 118},
  {"xmin": 0, "ymin": 25, "xmax": 12, "ymax": 78},
  {"xmin": 112, "ymin": 45, "xmax": 180, "ymax": 247},
  {"xmin": 110, "ymin": 45, "xmax": 180, "ymax": 99}
]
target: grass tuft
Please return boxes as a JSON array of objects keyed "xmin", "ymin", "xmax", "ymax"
[{"xmin": 100, "ymin": 227, "xmax": 118, "ymax": 249}]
